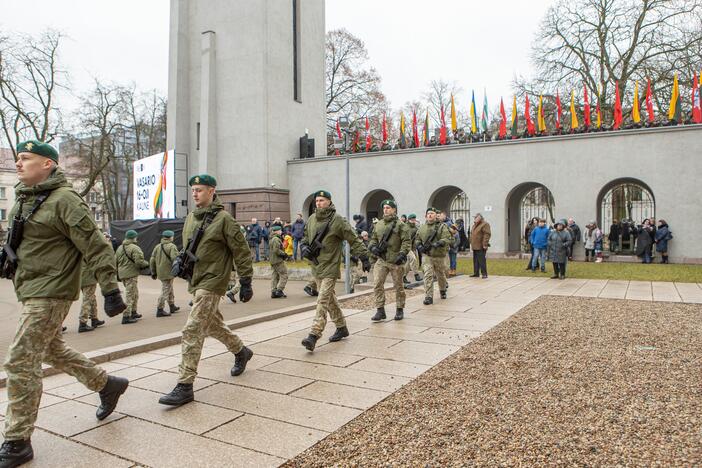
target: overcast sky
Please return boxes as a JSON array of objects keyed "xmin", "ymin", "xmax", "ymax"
[{"xmin": 0, "ymin": 0, "xmax": 554, "ymax": 114}]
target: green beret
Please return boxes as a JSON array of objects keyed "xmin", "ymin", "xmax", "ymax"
[
  {"xmin": 189, "ymin": 174, "xmax": 217, "ymax": 187},
  {"xmin": 426, "ymin": 207, "xmax": 438, "ymax": 214},
  {"xmin": 17, "ymin": 140, "xmax": 59, "ymax": 163},
  {"xmin": 162, "ymin": 230, "xmax": 174, "ymax": 238},
  {"xmin": 401, "ymin": 214, "xmax": 407, "ymax": 218},
  {"xmin": 125, "ymin": 230, "xmax": 138, "ymax": 239},
  {"xmin": 381, "ymin": 199, "xmax": 397, "ymax": 209},
  {"xmin": 408, "ymin": 214, "xmax": 417, "ymax": 219},
  {"xmin": 312, "ymin": 190, "xmax": 332, "ymax": 200},
  {"xmin": 271, "ymin": 225, "xmax": 282, "ymax": 232}
]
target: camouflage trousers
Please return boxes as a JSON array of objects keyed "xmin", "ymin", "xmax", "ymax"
[
  {"xmin": 157, "ymin": 279, "xmax": 175, "ymax": 309},
  {"xmin": 3, "ymin": 298, "xmax": 107, "ymax": 440},
  {"xmin": 79, "ymin": 284, "xmax": 98, "ymax": 323},
  {"xmin": 403, "ymin": 250, "xmax": 420, "ymax": 275},
  {"xmin": 423, "ymin": 256, "xmax": 448, "ymax": 298},
  {"xmin": 178, "ymin": 289, "xmax": 244, "ymax": 384},
  {"xmin": 122, "ymin": 276, "xmax": 139, "ymax": 317},
  {"xmin": 373, "ymin": 258, "xmax": 406, "ymax": 308},
  {"xmin": 227, "ymin": 270, "xmax": 240, "ymax": 295},
  {"xmin": 310, "ymin": 278, "xmax": 345, "ymax": 337},
  {"xmin": 305, "ymin": 278, "xmax": 318, "ymax": 293},
  {"xmin": 350, "ymin": 262, "xmax": 365, "ymax": 286},
  {"xmin": 271, "ymin": 262, "xmax": 288, "ymax": 291}
]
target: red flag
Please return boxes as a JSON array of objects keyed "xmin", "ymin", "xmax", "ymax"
[
  {"xmin": 555, "ymin": 90, "xmax": 562, "ymax": 130},
  {"xmin": 499, "ymin": 98, "xmax": 507, "ymax": 138},
  {"xmin": 645, "ymin": 79, "xmax": 655, "ymax": 123},
  {"xmin": 439, "ymin": 104, "xmax": 447, "ymax": 145},
  {"xmin": 524, "ymin": 95, "xmax": 535, "ymax": 135},
  {"xmin": 412, "ymin": 110, "xmax": 419, "ymax": 147},
  {"xmin": 335, "ymin": 119, "xmax": 342, "ymax": 139},
  {"xmin": 365, "ymin": 117, "xmax": 372, "ymax": 151},
  {"xmin": 352, "ymin": 130, "xmax": 360, "ymax": 153},
  {"xmin": 583, "ymin": 85, "xmax": 591, "ymax": 128},
  {"xmin": 613, "ymin": 82, "xmax": 623, "ymax": 129},
  {"xmin": 382, "ymin": 114, "xmax": 388, "ymax": 143},
  {"xmin": 693, "ymin": 74, "xmax": 702, "ymax": 124}
]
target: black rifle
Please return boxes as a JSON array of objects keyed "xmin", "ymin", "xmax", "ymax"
[
  {"xmin": 303, "ymin": 220, "xmax": 332, "ymax": 265},
  {"xmin": 0, "ymin": 192, "xmax": 51, "ymax": 280},
  {"xmin": 374, "ymin": 219, "xmax": 397, "ymax": 260},
  {"xmin": 171, "ymin": 213, "xmax": 215, "ymax": 281},
  {"xmin": 418, "ymin": 225, "xmax": 440, "ymax": 256}
]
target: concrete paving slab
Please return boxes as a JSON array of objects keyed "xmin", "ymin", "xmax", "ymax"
[
  {"xmin": 35, "ymin": 399, "xmax": 124, "ymax": 436},
  {"xmin": 0, "ymin": 393, "xmax": 66, "ymax": 416},
  {"xmin": 27, "ymin": 428, "xmax": 133, "ymax": 467},
  {"xmin": 249, "ymin": 342, "xmax": 363, "ymax": 367},
  {"xmin": 291, "ymin": 381, "xmax": 390, "ymax": 410},
  {"xmin": 130, "ymin": 371, "xmax": 217, "ymax": 394},
  {"xmin": 347, "ymin": 358, "xmax": 431, "ymax": 378}
]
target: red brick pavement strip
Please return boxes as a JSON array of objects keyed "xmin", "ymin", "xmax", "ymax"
[{"xmin": 285, "ymin": 296, "xmax": 702, "ymax": 466}]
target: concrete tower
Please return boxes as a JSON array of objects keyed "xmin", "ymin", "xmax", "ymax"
[{"xmin": 167, "ymin": 0, "xmax": 326, "ymax": 220}]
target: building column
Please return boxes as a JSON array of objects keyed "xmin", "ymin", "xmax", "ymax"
[{"xmin": 199, "ymin": 30, "xmax": 217, "ymax": 178}]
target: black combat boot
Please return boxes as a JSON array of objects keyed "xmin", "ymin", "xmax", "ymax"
[
  {"xmin": 423, "ymin": 296, "xmax": 433, "ymax": 305},
  {"xmin": 225, "ymin": 291, "xmax": 237, "ymax": 303},
  {"xmin": 301, "ymin": 334, "xmax": 318, "ymax": 351},
  {"xmin": 271, "ymin": 289, "xmax": 285, "ymax": 299},
  {"xmin": 328, "ymin": 326, "xmax": 349, "ymax": 342},
  {"xmin": 91, "ymin": 318, "xmax": 105, "ymax": 328},
  {"xmin": 156, "ymin": 308, "xmax": 171, "ymax": 317},
  {"xmin": 189, "ymin": 300, "xmax": 193, "ymax": 306},
  {"xmin": 414, "ymin": 273, "xmax": 422, "ymax": 282},
  {"xmin": 394, "ymin": 308, "xmax": 404, "ymax": 321},
  {"xmin": 440, "ymin": 290, "xmax": 447, "ymax": 300},
  {"xmin": 303, "ymin": 285, "xmax": 315, "ymax": 296},
  {"xmin": 96, "ymin": 376, "xmax": 129, "ymax": 420},
  {"xmin": 78, "ymin": 322, "xmax": 94, "ymax": 333},
  {"xmin": 169, "ymin": 303, "xmax": 180, "ymax": 314},
  {"xmin": 131, "ymin": 310, "xmax": 142, "ymax": 319},
  {"xmin": 158, "ymin": 383, "xmax": 194, "ymax": 406},
  {"xmin": 402, "ymin": 277, "xmax": 410, "ymax": 285},
  {"xmin": 121, "ymin": 315, "xmax": 138, "ymax": 324},
  {"xmin": 0, "ymin": 439, "xmax": 33, "ymax": 468},
  {"xmin": 371, "ymin": 307, "xmax": 386, "ymax": 322},
  {"xmin": 231, "ymin": 347, "xmax": 254, "ymax": 376}
]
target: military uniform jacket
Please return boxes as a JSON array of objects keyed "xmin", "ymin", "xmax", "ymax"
[
  {"xmin": 302, "ymin": 203, "xmax": 369, "ymax": 279},
  {"xmin": 407, "ymin": 223, "xmax": 419, "ymax": 246},
  {"xmin": 369, "ymin": 215, "xmax": 411, "ymax": 263},
  {"xmin": 415, "ymin": 221, "xmax": 452, "ymax": 257},
  {"xmin": 150, "ymin": 239, "xmax": 179, "ymax": 280},
  {"xmin": 269, "ymin": 235, "xmax": 286, "ymax": 266},
  {"xmin": 116, "ymin": 239, "xmax": 149, "ymax": 280},
  {"xmin": 80, "ymin": 258, "xmax": 97, "ymax": 288},
  {"xmin": 182, "ymin": 198, "xmax": 252, "ymax": 295},
  {"xmin": 10, "ymin": 169, "xmax": 118, "ymax": 302}
]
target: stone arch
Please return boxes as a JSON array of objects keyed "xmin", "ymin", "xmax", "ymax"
[
  {"xmin": 427, "ymin": 186, "xmax": 471, "ymax": 224},
  {"xmin": 597, "ymin": 178, "xmax": 655, "ymax": 253},
  {"xmin": 301, "ymin": 193, "xmax": 316, "ymax": 218},
  {"xmin": 360, "ymin": 189, "xmax": 395, "ymax": 223},
  {"xmin": 505, "ymin": 182, "xmax": 556, "ymax": 252}
]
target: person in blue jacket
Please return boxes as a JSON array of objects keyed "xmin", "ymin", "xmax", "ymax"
[{"xmin": 529, "ymin": 218, "xmax": 550, "ymax": 272}]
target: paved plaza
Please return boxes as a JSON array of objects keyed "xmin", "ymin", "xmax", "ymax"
[{"xmin": 0, "ymin": 275, "xmax": 701, "ymax": 466}]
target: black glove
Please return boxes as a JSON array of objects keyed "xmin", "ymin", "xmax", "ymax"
[
  {"xmin": 369, "ymin": 245, "xmax": 382, "ymax": 257},
  {"xmin": 300, "ymin": 244, "xmax": 312, "ymax": 259},
  {"xmin": 239, "ymin": 277, "xmax": 253, "ymax": 303},
  {"xmin": 360, "ymin": 256, "xmax": 372, "ymax": 272},
  {"xmin": 350, "ymin": 255, "xmax": 359, "ymax": 263},
  {"xmin": 431, "ymin": 241, "xmax": 443, "ymax": 249},
  {"xmin": 151, "ymin": 274, "xmax": 157, "ymax": 280},
  {"xmin": 103, "ymin": 289, "xmax": 126, "ymax": 317},
  {"xmin": 416, "ymin": 244, "xmax": 425, "ymax": 254},
  {"xmin": 394, "ymin": 252, "xmax": 407, "ymax": 265}
]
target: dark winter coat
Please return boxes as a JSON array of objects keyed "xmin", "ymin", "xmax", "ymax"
[
  {"xmin": 635, "ymin": 226, "xmax": 653, "ymax": 257},
  {"xmin": 547, "ymin": 229, "xmax": 572, "ymax": 263},
  {"xmin": 654, "ymin": 224, "xmax": 672, "ymax": 252},
  {"xmin": 608, "ymin": 223, "xmax": 621, "ymax": 242},
  {"xmin": 291, "ymin": 219, "xmax": 305, "ymax": 240}
]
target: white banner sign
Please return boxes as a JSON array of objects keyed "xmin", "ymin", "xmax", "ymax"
[{"xmin": 133, "ymin": 150, "xmax": 176, "ymax": 220}]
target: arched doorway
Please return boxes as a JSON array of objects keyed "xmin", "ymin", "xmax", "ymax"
[
  {"xmin": 597, "ymin": 178, "xmax": 655, "ymax": 254},
  {"xmin": 360, "ymin": 189, "xmax": 395, "ymax": 224},
  {"xmin": 428, "ymin": 186, "xmax": 471, "ymax": 223},
  {"xmin": 506, "ymin": 182, "xmax": 556, "ymax": 252},
  {"xmin": 302, "ymin": 193, "xmax": 316, "ymax": 218}
]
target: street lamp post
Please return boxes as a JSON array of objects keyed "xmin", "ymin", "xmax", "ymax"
[{"xmin": 339, "ymin": 117, "xmax": 352, "ymax": 294}]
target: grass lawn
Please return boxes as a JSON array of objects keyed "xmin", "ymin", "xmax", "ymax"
[{"xmin": 456, "ymin": 257, "xmax": 702, "ymax": 283}]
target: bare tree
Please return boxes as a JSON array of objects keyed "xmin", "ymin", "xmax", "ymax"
[
  {"xmin": 515, "ymin": 0, "xmax": 702, "ymax": 123},
  {"xmin": 422, "ymin": 80, "xmax": 462, "ymax": 128},
  {"xmin": 0, "ymin": 30, "xmax": 65, "ymax": 158}
]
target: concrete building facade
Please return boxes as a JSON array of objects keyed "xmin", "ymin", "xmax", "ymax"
[
  {"xmin": 287, "ymin": 125, "xmax": 702, "ymax": 262},
  {"xmin": 167, "ymin": 0, "xmax": 326, "ymax": 219}
]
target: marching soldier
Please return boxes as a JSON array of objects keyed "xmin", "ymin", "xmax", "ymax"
[
  {"xmin": 0, "ymin": 141, "xmax": 128, "ymax": 467},
  {"xmin": 78, "ymin": 259, "xmax": 105, "ymax": 333},
  {"xmin": 116, "ymin": 230, "xmax": 149, "ymax": 324},
  {"xmin": 269, "ymin": 225, "xmax": 289, "ymax": 298},
  {"xmin": 303, "ymin": 267, "xmax": 319, "ymax": 296},
  {"xmin": 416, "ymin": 207, "xmax": 452, "ymax": 305},
  {"xmin": 159, "ymin": 174, "xmax": 254, "ymax": 407},
  {"xmin": 149, "ymin": 230, "xmax": 181, "ymax": 317},
  {"xmin": 225, "ymin": 225, "xmax": 247, "ymax": 303},
  {"xmin": 403, "ymin": 214, "xmax": 422, "ymax": 284},
  {"xmin": 369, "ymin": 200, "xmax": 411, "ymax": 321},
  {"xmin": 300, "ymin": 190, "xmax": 370, "ymax": 351},
  {"xmin": 349, "ymin": 231, "xmax": 370, "ymax": 292}
]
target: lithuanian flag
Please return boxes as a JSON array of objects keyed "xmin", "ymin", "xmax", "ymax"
[
  {"xmin": 470, "ymin": 91, "xmax": 478, "ymax": 133},
  {"xmin": 399, "ymin": 112, "xmax": 406, "ymax": 147},
  {"xmin": 632, "ymin": 81, "xmax": 641, "ymax": 123},
  {"xmin": 570, "ymin": 90, "xmax": 579, "ymax": 130},
  {"xmin": 537, "ymin": 94, "xmax": 546, "ymax": 133},
  {"xmin": 668, "ymin": 73, "xmax": 681, "ymax": 123},
  {"xmin": 511, "ymin": 95, "xmax": 518, "ymax": 138},
  {"xmin": 450, "ymin": 94, "xmax": 457, "ymax": 132}
]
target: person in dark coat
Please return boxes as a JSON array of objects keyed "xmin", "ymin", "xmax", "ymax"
[
  {"xmin": 245, "ymin": 218, "xmax": 262, "ymax": 262},
  {"xmin": 608, "ymin": 219, "xmax": 621, "ymax": 252},
  {"xmin": 291, "ymin": 213, "xmax": 305, "ymax": 260},
  {"xmin": 654, "ymin": 219, "xmax": 672, "ymax": 263},
  {"xmin": 353, "ymin": 215, "xmax": 369, "ymax": 235},
  {"xmin": 261, "ymin": 221, "xmax": 271, "ymax": 261},
  {"xmin": 635, "ymin": 219, "xmax": 653, "ymax": 264},
  {"xmin": 547, "ymin": 219, "xmax": 572, "ymax": 279},
  {"xmin": 524, "ymin": 217, "xmax": 539, "ymax": 270},
  {"xmin": 456, "ymin": 218, "xmax": 469, "ymax": 252}
]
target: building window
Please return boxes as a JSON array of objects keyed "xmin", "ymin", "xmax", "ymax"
[
  {"xmin": 0, "ymin": 187, "xmax": 5, "ymax": 199},
  {"xmin": 0, "ymin": 209, "xmax": 6, "ymax": 221},
  {"xmin": 292, "ymin": 0, "xmax": 302, "ymax": 102},
  {"xmin": 95, "ymin": 210, "xmax": 101, "ymax": 221}
]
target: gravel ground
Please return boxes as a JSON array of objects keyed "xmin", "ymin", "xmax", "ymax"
[{"xmin": 286, "ymin": 296, "xmax": 702, "ymax": 466}]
